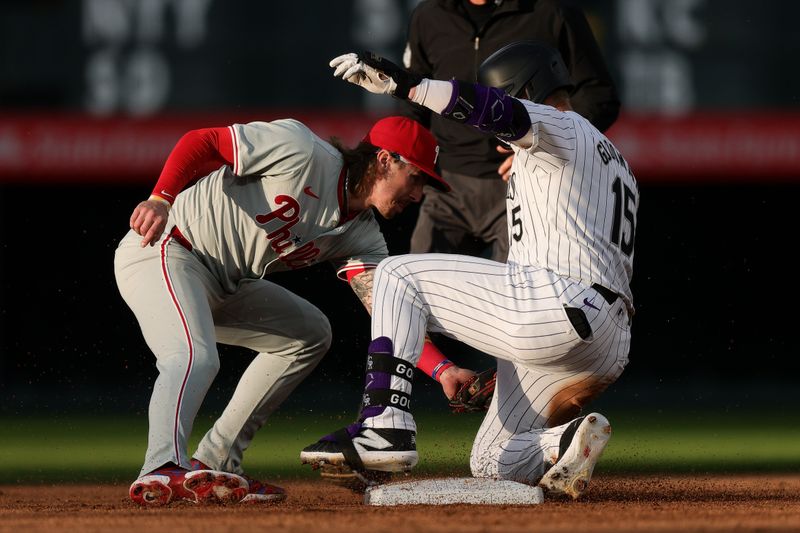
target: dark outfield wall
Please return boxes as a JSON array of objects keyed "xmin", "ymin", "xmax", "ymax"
[{"xmin": 0, "ymin": 181, "xmax": 795, "ymax": 414}]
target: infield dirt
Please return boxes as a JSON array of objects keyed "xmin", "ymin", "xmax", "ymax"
[{"xmin": 1, "ymin": 474, "xmax": 798, "ymax": 533}]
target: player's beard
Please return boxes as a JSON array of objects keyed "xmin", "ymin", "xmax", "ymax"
[
  {"xmin": 376, "ymin": 201, "xmax": 402, "ymax": 219},
  {"xmin": 352, "ymin": 159, "xmax": 382, "ymax": 199},
  {"xmin": 380, "ymin": 204, "xmax": 403, "ymax": 219},
  {"xmin": 366, "ymin": 164, "xmax": 398, "ymax": 218}
]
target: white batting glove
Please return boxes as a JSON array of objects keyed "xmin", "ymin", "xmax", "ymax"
[{"xmin": 330, "ymin": 53, "xmax": 398, "ymax": 95}]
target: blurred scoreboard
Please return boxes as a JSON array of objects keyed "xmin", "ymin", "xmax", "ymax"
[
  {"xmin": 3, "ymin": 0, "xmax": 799, "ymax": 114},
  {"xmin": 1, "ymin": 0, "xmax": 799, "ymax": 181}
]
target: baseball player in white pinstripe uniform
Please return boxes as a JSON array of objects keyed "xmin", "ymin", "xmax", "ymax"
[
  {"xmin": 302, "ymin": 42, "xmax": 638, "ymax": 499},
  {"xmin": 114, "ymin": 115, "xmax": 462, "ymax": 506}
]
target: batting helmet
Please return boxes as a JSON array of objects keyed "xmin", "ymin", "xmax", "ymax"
[{"xmin": 478, "ymin": 40, "xmax": 574, "ymax": 103}]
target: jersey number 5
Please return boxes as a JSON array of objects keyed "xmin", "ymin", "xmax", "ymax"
[
  {"xmin": 611, "ymin": 176, "xmax": 636, "ymax": 256},
  {"xmin": 511, "ymin": 206, "xmax": 523, "ymax": 242}
]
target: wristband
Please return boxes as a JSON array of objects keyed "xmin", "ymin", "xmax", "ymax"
[
  {"xmin": 431, "ymin": 359, "xmax": 454, "ymax": 381},
  {"xmin": 148, "ymin": 194, "xmax": 172, "ymax": 207},
  {"xmin": 410, "ymin": 78, "xmax": 453, "ymax": 113},
  {"xmin": 417, "ymin": 340, "xmax": 447, "ymax": 377},
  {"xmin": 442, "ymin": 80, "xmax": 531, "ymax": 141}
]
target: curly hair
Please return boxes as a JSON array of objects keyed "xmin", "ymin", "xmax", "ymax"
[{"xmin": 328, "ymin": 138, "xmax": 387, "ymax": 198}]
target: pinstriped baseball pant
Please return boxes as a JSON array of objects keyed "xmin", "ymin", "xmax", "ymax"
[{"xmin": 368, "ymin": 253, "xmax": 630, "ymax": 483}]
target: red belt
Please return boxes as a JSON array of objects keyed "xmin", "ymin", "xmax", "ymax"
[{"xmin": 169, "ymin": 226, "xmax": 193, "ymax": 251}]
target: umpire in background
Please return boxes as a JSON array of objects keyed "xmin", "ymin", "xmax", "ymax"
[{"xmin": 403, "ymin": 0, "xmax": 620, "ymax": 262}]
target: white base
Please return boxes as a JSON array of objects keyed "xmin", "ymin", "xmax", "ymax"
[{"xmin": 364, "ymin": 477, "xmax": 544, "ymax": 506}]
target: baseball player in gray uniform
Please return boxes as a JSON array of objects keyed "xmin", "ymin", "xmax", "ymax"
[
  {"xmin": 302, "ymin": 42, "xmax": 638, "ymax": 499},
  {"xmin": 115, "ymin": 115, "xmax": 458, "ymax": 506}
]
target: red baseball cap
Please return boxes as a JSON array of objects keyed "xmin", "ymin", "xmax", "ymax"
[{"xmin": 363, "ymin": 116, "xmax": 450, "ymax": 192}]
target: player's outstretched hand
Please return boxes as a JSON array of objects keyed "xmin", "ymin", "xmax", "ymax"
[
  {"xmin": 130, "ymin": 198, "xmax": 170, "ymax": 247},
  {"xmin": 329, "ymin": 52, "xmax": 421, "ymax": 99},
  {"xmin": 330, "ymin": 53, "xmax": 396, "ymax": 96}
]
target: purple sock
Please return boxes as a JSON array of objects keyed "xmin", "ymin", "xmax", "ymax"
[
  {"xmin": 365, "ymin": 336, "xmax": 393, "ymax": 391},
  {"xmin": 368, "ymin": 336, "xmax": 393, "ymax": 355},
  {"xmin": 362, "ymin": 336, "xmax": 394, "ymax": 417},
  {"xmin": 318, "ymin": 337, "xmax": 397, "ymax": 442}
]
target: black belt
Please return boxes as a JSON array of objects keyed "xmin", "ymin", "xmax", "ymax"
[{"xmin": 591, "ymin": 283, "xmax": 619, "ymax": 305}]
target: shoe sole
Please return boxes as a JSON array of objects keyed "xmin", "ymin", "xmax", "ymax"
[
  {"xmin": 129, "ymin": 470, "xmax": 249, "ymax": 506},
  {"xmin": 299, "ymin": 450, "xmax": 418, "ymax": 472},
  {"xmin": 241, "ymin": 492, "xmax": 288, "ymax": 504},
  {"xmin": 129, "ymin": 474, "xmax": 174, "ymax": 506},
  {"xmin": 538, "ymin": 413, "xmax": 611, "ymax": 499}
]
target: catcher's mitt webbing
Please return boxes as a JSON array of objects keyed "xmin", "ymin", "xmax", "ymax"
[
  {"xmin": 366, "ymin": 352, "xmax": 415, "ymax": 381},
  {"xmin": 333, "ymin": 428, "xmax": 365, "ymax": 471},
  {"xmin": 361, "ymin": 389, "xmax": 412, "ymax": 412}
]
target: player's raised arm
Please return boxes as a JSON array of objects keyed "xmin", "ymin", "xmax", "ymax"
[{"xmin": 329, "ymin": 51, "xmax": 534, "ymax": 148}]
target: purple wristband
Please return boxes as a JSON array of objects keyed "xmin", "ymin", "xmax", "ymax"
[{"xmin": 442, "ymin": 80, "xmax": 530, "ymax": 141}]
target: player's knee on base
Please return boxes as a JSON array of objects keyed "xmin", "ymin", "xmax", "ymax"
[
  {"xmin": 469, "ymin": 448, "xmax": 528, "ymax": 482},
  {"xmin": 469, "ymin": 440, "xmax": 502, "ymax": 480},
  {"xmin": 469, "ymin": 442, "xmax": 533, "ymax": 484}
]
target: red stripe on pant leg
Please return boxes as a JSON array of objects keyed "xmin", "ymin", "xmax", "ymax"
[
  {"xmin": 228, "ymin": 125, "xmax": 239, "ymax": 175},
  {"xmin": 160, "ymin": 234, "xmax": 194, "ymax": 466}
]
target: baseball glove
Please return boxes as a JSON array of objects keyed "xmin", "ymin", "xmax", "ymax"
[
  {"xmin": 449, "ymin": 368, "xmax": 497, "ymax": 413},
  {"xmin": 329, "ymin": 51, "xmax": 421, "ymax": 100}
]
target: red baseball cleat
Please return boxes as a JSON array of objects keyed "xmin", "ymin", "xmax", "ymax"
[
  {"xmin": 129, "ymin": 465, "xmax": 249, "ymax": 506},
  {"xmin": 190, "ymin": 459, "xmax": 286, "ymax": 503},
  {"xmin": 240, "ymin": 473, "xmax": 287, "ymax": 503}
]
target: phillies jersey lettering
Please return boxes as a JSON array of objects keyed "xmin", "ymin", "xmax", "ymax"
[
  {"xmin": 256, "ymin": 195, "xmax": 300, "ymax": 226},
  {"xmin": 168, "ymin": 119, "xmax": 388, "ymax": 292},
  {"xmin": 256, "ymin": 194, "xmax": 322, "ymax": 269}
]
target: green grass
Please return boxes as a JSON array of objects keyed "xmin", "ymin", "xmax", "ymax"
[{"xmin": 2, "ymin": 410, "xmax": 798, "ymax": 484}]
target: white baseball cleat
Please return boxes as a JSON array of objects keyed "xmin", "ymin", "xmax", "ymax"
[{"xmin": 538, "ymin": 412, "xmax": 612, "ymax": 499}]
